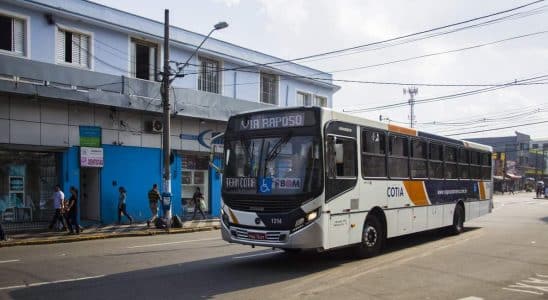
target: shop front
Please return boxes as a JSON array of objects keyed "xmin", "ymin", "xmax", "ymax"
[
  {"xmin": 0, "ymin": 149, "xmax": 61, "ymax": 231},
  {"xmin": 181, "ymin": 153, "xmax": 211, "ymax": 219}
]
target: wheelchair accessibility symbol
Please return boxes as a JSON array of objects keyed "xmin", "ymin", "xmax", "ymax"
[{"xmin": 258, "ymin": 177, "xmax": 272, "ymax": 194}]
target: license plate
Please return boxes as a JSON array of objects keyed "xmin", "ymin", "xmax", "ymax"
[{"xmin": 247, "ymin": 232, "xmax": 266, "ymax": 240}]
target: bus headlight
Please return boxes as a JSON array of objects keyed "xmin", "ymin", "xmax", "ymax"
[
  {"xmin": 306, "ymin": 210, "xmax": 318, "ymax": 222},
  {"xmin": 293, "ymin": 208, "xmax": 320, "ymax": 232}
]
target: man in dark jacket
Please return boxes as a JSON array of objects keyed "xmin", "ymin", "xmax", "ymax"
[{"xmin": 147, "ymin": 184, "xmax": 161, "ymax": 227}]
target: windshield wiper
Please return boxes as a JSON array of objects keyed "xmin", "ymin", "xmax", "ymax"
[{"xmin": 265, "ymin": 132, "xmax": 292, "ymax": 162}]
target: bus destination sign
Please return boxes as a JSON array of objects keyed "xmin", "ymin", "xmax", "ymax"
[{"xmin": 239, "ymin": 112, "xmax": 305, "ymax": 130}]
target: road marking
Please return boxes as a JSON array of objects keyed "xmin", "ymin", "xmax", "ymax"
[
  {"xmin": 502, "ymin": 274, "xmax": 548, "ymax": 296},
  {"xmin": 127, "ymin": 237, "xmax": 220, "ymax": 249},
  {"xmin": 0, "ymin": 275, "xmax": 105, "ymax": 291},
  {"xmin": 0, "ymin": 259, "xmax": 20, "ymax": 264},
  {"xmin": 457, "ymin": 297, "xmax": 484, "ymax": 300},
  {"xmin": 233, "ymin": 251, "xmax": 283, "ymax": 259},
  {"xmin": 502, "ymin": 288, "xmax": 543, "ymax": 295}
]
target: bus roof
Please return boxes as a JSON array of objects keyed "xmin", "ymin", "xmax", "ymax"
[{"xmin": 232, "ymin": 106, "xmax": 493, "ymax": 152}]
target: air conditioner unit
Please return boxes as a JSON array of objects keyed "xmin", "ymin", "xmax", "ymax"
[{"xmin": 148, "ymin": 120, "xmax": 163, "ymax": 133}]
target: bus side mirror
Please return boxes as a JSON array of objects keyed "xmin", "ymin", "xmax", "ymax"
[{"xmin": 209, "ymin": 144, "xmax": 223, "ymax": 174}]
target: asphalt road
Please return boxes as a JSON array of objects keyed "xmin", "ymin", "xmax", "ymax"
[{"xmin": 1, "ymin": 193, "xmax": 547, "ymax": 300}]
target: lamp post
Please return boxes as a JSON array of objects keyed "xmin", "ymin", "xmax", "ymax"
[{"xmin": 161, "ymin": 10, "xmax": 228, "ymax": 225}]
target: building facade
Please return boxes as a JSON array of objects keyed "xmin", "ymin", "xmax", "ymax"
[
  {"xmin": 466, "ymin": 132, "xmax": 540, "ymax": 192},
  {"xmin": 0, "ymin": 0, "xmax": 339, "ymax": 229}
]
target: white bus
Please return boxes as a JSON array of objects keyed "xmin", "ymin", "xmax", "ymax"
[{"xmin": 219, "ymin": 107, "xmax": 493, "ymax": 257}]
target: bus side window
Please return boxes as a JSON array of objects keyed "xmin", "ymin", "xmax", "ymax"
[
  {"xmin": 326, "ymin": 135, "xmax": 356, "ymax": 178},
  {"xmin": 326, "ymin": 136, "xmax": 337, "ymax": 179}
]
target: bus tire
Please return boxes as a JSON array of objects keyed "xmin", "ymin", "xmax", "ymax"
[
  {"xmin": 355, "ymin": 215, "xmax": 384, "ymax": 258},
  {"xmin": 451, "ymin": 204, "xmax": 465, "ymax": 235}
]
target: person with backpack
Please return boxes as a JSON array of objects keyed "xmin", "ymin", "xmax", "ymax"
[
  {"xmin": 117, "ymin": 186, "xmax": 133, "ymax": 225},
  {"xmin": 147, "ymin": 184, "xmax": 161, "ymax": 227},
  {"xmin": 191, "ymin": 187, "xmax": 206, "ymax": 220}
]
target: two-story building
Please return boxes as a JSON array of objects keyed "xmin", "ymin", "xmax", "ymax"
[{"xmin": 0, "ymin": 0, "xmax": 339, "ymax": 229}]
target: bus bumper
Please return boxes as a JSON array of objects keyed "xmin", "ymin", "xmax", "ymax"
[{"xmin": 221, "ymin": 220, "xmax": 323, "ymax": 249}]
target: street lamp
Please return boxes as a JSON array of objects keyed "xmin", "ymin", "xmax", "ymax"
[
  {"xmin": 172, "ymin": 21, "xmax": 229, "ymax": 81},
  {"xmin": 161, "ymin": 11, "xmax": 228, "ymax": 227}
]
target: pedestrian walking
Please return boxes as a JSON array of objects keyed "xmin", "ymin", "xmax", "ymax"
[
  {"xmin": 117, "ymin": 186, "xmax": 133, "ymax": 224},
  {"xmin": 191, "ymin": 187, "xmax": 206, "ymax": 220},
  {"xmin": 65, "ymin": 186, "xmax": 80, "ymax": 234},
  {"xmin": 48, "ymin": 184, "xmax": 67, "ymax": 231},
  {"xmin": 147, "ymin": 184, "xmax": 161, "ymax": 227}
]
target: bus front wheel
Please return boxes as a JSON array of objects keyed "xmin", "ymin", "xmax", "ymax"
[{"xmin": 355, "ymin": 215, "xmax": 384, "ymax": 258}]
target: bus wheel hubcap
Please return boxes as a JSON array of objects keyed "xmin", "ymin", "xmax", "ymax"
[{"xmin": 364, "ymin": 226, "xmax": 377, "ymax": 247}]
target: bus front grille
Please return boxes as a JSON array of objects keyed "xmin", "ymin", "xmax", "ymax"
[{"xmin": 224, "ymin": 199, "xmax": 302, "ymax": 213}]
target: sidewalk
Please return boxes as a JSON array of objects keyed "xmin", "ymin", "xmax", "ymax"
[{"xmin": 0, "ymin": 218, "xmax": 220, "ymax": 248}]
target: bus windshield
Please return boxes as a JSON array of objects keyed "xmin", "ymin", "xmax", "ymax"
[{"xmin": 224, "ymin": 135, "xmax": 322, "ymax": 195}]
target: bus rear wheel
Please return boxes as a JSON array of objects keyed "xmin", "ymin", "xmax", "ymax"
[
  {"xmin": 451, "ymin": 204, "xmax": 465, "ymax": 235},
  {"xmin": 355, "ymin": 215, "xmax": 384, "ymax": 258}
]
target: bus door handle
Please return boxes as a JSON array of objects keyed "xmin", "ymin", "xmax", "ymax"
[{"xmin": 404, "ymin": 204, "xmax": 411, "ymax": 207}]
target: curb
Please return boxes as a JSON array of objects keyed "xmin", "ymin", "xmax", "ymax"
[{"xmin": 0, "ymin": 225, "xmax": 221, "ymax": 248}]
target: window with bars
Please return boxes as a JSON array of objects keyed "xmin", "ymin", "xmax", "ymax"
[
  {"xmin": 296, "ymin": 91, "xmax": 311, "ymax": 106},
  {"xmin": 56, "ymin": 28, "xmax": 90, "ymax": 68},
  {"xmin": 198, "ymin": 56, "xmax": 220, "ymax": 94},
  {"xmin": 260, "ymin": 73, "xmax": 278, "ymax": 105},
  {"xmin": 296, "ymin": 91, "xmax": 328, "ymax": 107},
  {"xmin": 0, "ymin": 14, "xmax": 26, "ymax": 56},
  {"xmin": 130, "ymin": 38, "xmax": 158, "ymax": 81}
]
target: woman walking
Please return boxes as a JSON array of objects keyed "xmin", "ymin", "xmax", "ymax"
[
  {"xmin": 66, "ymin": 186, "xmax": 80, "ymax": 234},
  {"xmin": 118, "ymin": 186, "xmax": 133, "ymax": 224}
]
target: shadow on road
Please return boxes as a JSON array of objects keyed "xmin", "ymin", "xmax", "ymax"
[
  {"xmin": 9, "ymin": 227, "xmax": 481, "ymax": 300},
  {"xmin": 541, "ymin": 216, "xmax": 548, "ymax": 223}
]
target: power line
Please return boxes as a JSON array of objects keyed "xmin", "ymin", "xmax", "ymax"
[
  {"xmin": 446, "ymin": 120, "xmax": 548, "ymax": 136},
  {"xmin": 344, "ymin": 75, "xmax": 548, "ymax": 113},
  {"xmin": 179, "ymin": 0, "xmax": 546, "ymax": 77},
  {"xmin": 325, "ymin": 30, "xmax": 548, "ymax": 74},
  {"xmin": 295, "ymin": 5, "xmax": 548, "ymax": 65}
]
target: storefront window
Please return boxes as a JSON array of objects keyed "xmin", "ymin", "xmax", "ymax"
[
  {"xmin": 181, "ymin": 154, "xmax": 210, "ymax": 216},
  {"xmin": 0, "ymin": 150, "xmax": 59, "ymax": 223}
]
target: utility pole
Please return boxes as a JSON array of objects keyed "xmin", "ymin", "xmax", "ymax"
[
  {"xmin": 403, "ymin": 87, "xmax": 418, "ymax": 128},
  {"xmin": 162, "ymin": 9, "xmax": 172, "ymax": 224}
]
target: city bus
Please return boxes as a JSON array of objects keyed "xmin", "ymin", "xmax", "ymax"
[{"xmin": 218, "ymin": 107, "xmax": 493, "ymax": 257}]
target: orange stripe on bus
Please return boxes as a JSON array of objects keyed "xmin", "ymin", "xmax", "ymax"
[
  {"xmin": 228, "ymin": 208, "xmax": 239, "ymax": 224},
  {"xmin": 388, "ymin": 124, "xmax": 417, "ymax": 136},
  {"xmin": 479, "ymin": 182, "xmax": 486, "ymax": 200},
  {"xmin": 403, "ymin": 181, "xmax": 429, "ymax": 206}
]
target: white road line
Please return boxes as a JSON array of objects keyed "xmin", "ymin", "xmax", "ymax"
[
  {"xmin": 502, "ymin": 287, "xmax": 544, "ymax": 295},
  {"xmin": 0, "ymin": 275, "xmax": 105, "ymax": 291},
  {"xmin": 457, "ymin": 297, "xmax": 484, "ymax": 300},
  {"xmin": 0, "ymin": 259, "xmax": 20, "ymax": 264},
  {"xmin": 127, "ymin": 237, "xmax": 220, "ymax": 249},
  {"xmin": 233, "ymin": 251, "xmax": 283, "ymax": 259}
]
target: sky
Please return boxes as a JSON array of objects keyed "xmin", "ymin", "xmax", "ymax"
[{"xmin": 91, "ymin": 0, "xmax": 548, "ymax": 140}]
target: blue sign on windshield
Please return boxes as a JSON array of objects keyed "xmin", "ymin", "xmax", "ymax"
[{"xmin": 258, "ymin": 177, "xmax": 273, "ymax": 194}]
